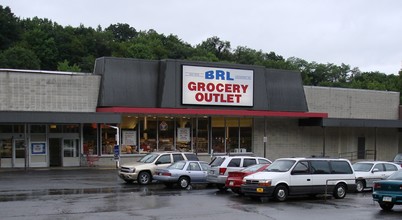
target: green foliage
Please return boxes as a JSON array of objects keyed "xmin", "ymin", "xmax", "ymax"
[
  {"xmin": 0, "ymin": 46, "xmax": 40, "ymax": 69},
  {"xmin": 57, "ymin": 59, "xmax": 81, "ymax": 72},
  {"xmin": 0, "ymin": 6, "xmax": 21, "ymax": 50},
  {"xmin": 1, "ymin": 5, "xmax": 401, "ymax": 102}
]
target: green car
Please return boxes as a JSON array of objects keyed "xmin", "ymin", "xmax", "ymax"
[{"xmin": 372, "ymin": 170, "xmax": 402, "ymax": 211}]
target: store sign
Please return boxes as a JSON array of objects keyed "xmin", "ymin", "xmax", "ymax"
[
  {"xmin": 31, "ymin": 143, "xmax": 46, "ymax": 155},
  {"xmin": 182, "ymin": 65, "xmax": 254, "ymax": 106}
]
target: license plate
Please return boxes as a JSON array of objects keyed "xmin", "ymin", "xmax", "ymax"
[
  {"xmin": 209, "ymin": 170, "xmax": 214, "ymax": 174},
  {"xmin": 229, "ymin": 181, "xmax": 234, "ymax": 186},
  {"xmin": 383, "ymin": 196, "xmax": 392, "ymax": 202},
  {"xmin": 256, "ymin": 188, "xmax": 264, "ymax": 193}
]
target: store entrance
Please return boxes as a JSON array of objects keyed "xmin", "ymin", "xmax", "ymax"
[{"xmin": 49, "ymin": 138, "xmax": 62, "ymax": 167}]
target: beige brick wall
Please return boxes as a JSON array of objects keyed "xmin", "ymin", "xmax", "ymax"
[
  {"xmin": 0, "ymin": 70, "xmax": 100, "ymax": 112},
  {"xmin": 253, "ymin": 118, "xmax": 399, "ymax": 162},
  {"xmin": 304, "ymin": 86, "xmax": 400, "ymax": 119}
]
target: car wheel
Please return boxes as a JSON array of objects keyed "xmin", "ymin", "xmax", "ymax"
[
  {"xmin": 178, "ymin": 177, "xmax": 190, "ymax": 189},
  {"xmin": 137, "ymin": 171, "xmax": 151, "ymax": 185},
  {"xmin": 217, "ymin": 184, "xmax": 227, "ymax": 192},
  {"xmin": 333, "ymin": 183, "xmax": 346, "ymax": 199},
  {"xmin": 274, "ymin": 185, "xmax": 288, "ymax": 202},
  {"xmin": 355, "ymin": 180, "xmax": 365, "ymax": 192},
  {"xmin": 379, "ymin": 202, "xmax": 394, "ymax": 211}
]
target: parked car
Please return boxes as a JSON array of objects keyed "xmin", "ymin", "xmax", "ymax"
[
  {"xmin": 353, "ymin": 161, "xmax": 401, "ymax": 192},
  {"xmin": 118, "ymin": 152, "xmax": 199, "ymax": 185},
  {"xmin": 241, "ymin": 157, "xmax": 356, "ymax": 201},
  {"xmin": 225, "ymin": 163, "xmax": 271, "ymax": 194},
  {"xmin": 393, "ymin": 153, "xmax": 402, "ymax": 167},
  {"xmin": 153, "ymin": 160, "xmax": 210, "ymax": 189},
  {"xmin": 206, "ymin": 155, "xmax": 272, "ymax": 191},
  {"xmin": 372, "ymin": 170, "xmax": 402, "ymax": 211}
]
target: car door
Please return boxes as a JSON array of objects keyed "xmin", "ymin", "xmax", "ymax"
[
  {"xmin": 310, "ymin": 160, "xmax": 332, "ymax": 194},
  {"xmin": 289, "ymin": 161, "xmax": 313, "ymax": 195},
  {"xmin": 366, "ymin": 163, "xmax": 386, "ymax": 187},
  {"xmin": 186, "ymin": 162, "xmax": 204, "ymax": 182}
]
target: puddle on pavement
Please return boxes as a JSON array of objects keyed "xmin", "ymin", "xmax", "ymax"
[{"xmin": 0, "ymin": 186, "xmax": 185, "ymax": 202}]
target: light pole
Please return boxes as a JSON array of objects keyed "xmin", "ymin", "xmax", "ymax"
[{"xmin": 108, "ymin": 125, "xmax": 120, "ymax": 168}]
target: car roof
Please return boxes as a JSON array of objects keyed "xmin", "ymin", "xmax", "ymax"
[{"xmin": 276, "ymin": 157, "xmax": 351, "ymax": 161}]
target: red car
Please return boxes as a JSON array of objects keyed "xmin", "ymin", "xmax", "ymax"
[{"xmin": 225, "ymin": 163, "xmax": 270, "ymax": 194}]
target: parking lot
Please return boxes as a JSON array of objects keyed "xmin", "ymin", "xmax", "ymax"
[{"xmin": 0, "ymin": 167, "xmax": 401, "ymax": 220}]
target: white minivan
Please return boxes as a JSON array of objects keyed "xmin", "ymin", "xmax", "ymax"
[{"xmin": 241, "ymin": 157, "xmax": 356, "ymax": 201}]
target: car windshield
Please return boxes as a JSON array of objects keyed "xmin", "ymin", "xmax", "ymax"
[
  {"xmin": 138, "ymin": 154, "xmax": 159, "ymax": 163},
  {"xmin": 210, "ymin": 157, "xmax": 225, "ymax": 166},
  {"xmin": 394, "ymin": 154, "xmax": 402, "ymax": 161},
  {"xmin": 353, "ymin": 163, "xmax": 374, "ymax": 172},
  {"xmin": 387, "ymin": 170, "xmax": 402, "ymax": 180},
  {"xmin": 168, "ymin": 161, "xmax": 186, "ymax": 170},
  {"xmin": 266, "ymin": 160, "xmax": 296, "ymax": 172},
  {"xmin": 242, "ymin": 164, "xmax": 266, "ymax": 172}
]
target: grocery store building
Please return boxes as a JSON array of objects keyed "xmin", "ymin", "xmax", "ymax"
[{"xmin": 0, "ymin": 57, "xmax": 401, "ymax": 168}]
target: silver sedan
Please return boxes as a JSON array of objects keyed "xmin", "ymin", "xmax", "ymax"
[{"xmin": 153, "ymin": 160, "xmax": 210, "ymax": 189}]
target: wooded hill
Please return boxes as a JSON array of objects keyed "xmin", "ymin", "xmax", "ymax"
[{"xmin": 1, "ymin": 6, "xmax": 401, "ymax": 102}]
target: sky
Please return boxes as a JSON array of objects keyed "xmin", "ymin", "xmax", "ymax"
[{"xmin": 2, "ymin": 0, "xmax": 402, "ymax": 75}]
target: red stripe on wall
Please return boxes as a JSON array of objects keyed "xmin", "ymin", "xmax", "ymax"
[{"xmin": 96, "ymin": 107, "xmax": 328, "ymax": 118}]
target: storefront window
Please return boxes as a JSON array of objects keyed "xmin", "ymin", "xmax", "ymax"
[
  {"xmin": 63, "ymin": 124, "xmax": 80, "ymax": 133},
  {"xmin": 194, "ymin": 117, "xmax": 209, "ymax": 153},
  {"xmin": 0, "ymin": 138, "xmax": 12, "ymax": 158},
  {"xmin": 226, "ymin": 118, "xmax": 240, "ymax": 153},
  {"xmin": 0, "ymin": 125, "xmax": 12, "ymax": 133},
  {"xmin": 101, "ymin": 124, "xmax": 118, "ymax": 155},
  {"xmin": 64, "ymin": 139, "xmax": 79, "ymax": 157},
  {"xmin": 120, "ymin": 116, "xmax": 139, "ymax": 154},
  {"xmin": 177, "ymin": 118, "xmax": 192, "ymax": 152},
  {"xmin": 15, "ymin": 140, "xmax": 25, "ymax": 158},
  {"xmin": 83, "ymin": 124, "xmax": 98, "ymax": 155},
  {"xmin": 240, "ymin": 119, "xmax": 253, "ymax": 152},
  {"xmin": 158, "ymin": 117, "xmax": 174, "ymax": 151},
  {"xmin": 49, "ymin": 124, "xmax": 62, "ymax": 133},
  {"xmin": 139, "ymin": 117, "xmax": 157, "ymax": 153},
  {"xmin": 30, "ymin": 125, "xmax": 46, "ymax": 133},
  {"xmin": 211, "ymin": 117, "xmax": 225, "ymax": 153}
]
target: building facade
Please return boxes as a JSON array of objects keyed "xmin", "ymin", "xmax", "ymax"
[{"xmin": 0, "ymin": 57, "xmax": 401, "ymax": 168}]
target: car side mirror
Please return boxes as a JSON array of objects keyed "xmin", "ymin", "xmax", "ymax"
[
  {"xmin": 155, "ymin": 161, "xmax": 161, "ymax": 165},
  {"xmin": 372, "ymin": 168, "xmax": 379, "ymax": 173}
]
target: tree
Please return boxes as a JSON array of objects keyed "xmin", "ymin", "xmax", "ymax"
[
  {"xmin": 196, "ymin": 36, "xmax": 232, "ymax": 61},
  {"xmin": 57, "ymin": 59, "xmax": 81, "ymax": 72},
  {"xmin": 0, "ymin": 6, "xmax": 21, "ymax": 50},
  {"xmin": 105, "ymin": 23, "xmax": 137, "ymax": 42},
  {"xmin": 0, "ymin": 46, "xmax": 40, "ymax": 69}
]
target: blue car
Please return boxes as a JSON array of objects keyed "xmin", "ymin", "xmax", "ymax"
[
  {"xmin": 372, "ymin": 170, "xmax": 402, "ymax": 211},
  {"xmin": 153, "ymin": 160, "xmax": 210, "ymax": 189}
]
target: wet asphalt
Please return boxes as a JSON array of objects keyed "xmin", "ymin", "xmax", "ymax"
[{"xmin": 0, "ymin": 167, "xmax": 401, "ymax": 220}]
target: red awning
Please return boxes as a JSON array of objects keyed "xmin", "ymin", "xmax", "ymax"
[{"xmin": 97, "ymin": 107, "xmax": 328, "ymax": 118}]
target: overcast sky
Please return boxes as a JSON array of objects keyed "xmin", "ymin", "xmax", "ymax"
[{"xmin": 2, "ymin": 0, "xmax": 402, "ymax": 74}]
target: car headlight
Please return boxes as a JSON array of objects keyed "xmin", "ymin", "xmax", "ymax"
[
  {"xmin": 258, "ymin": 180, "xmax": 272, "ymax": 187},
  {"xmin": 130, "ymin": 168, "xmax": 136, "ymax": 173}
]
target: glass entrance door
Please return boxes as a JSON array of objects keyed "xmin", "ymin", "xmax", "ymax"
[{"xmin": 13, "ymin": 139, "xmax": 26, "ymax": 167}]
